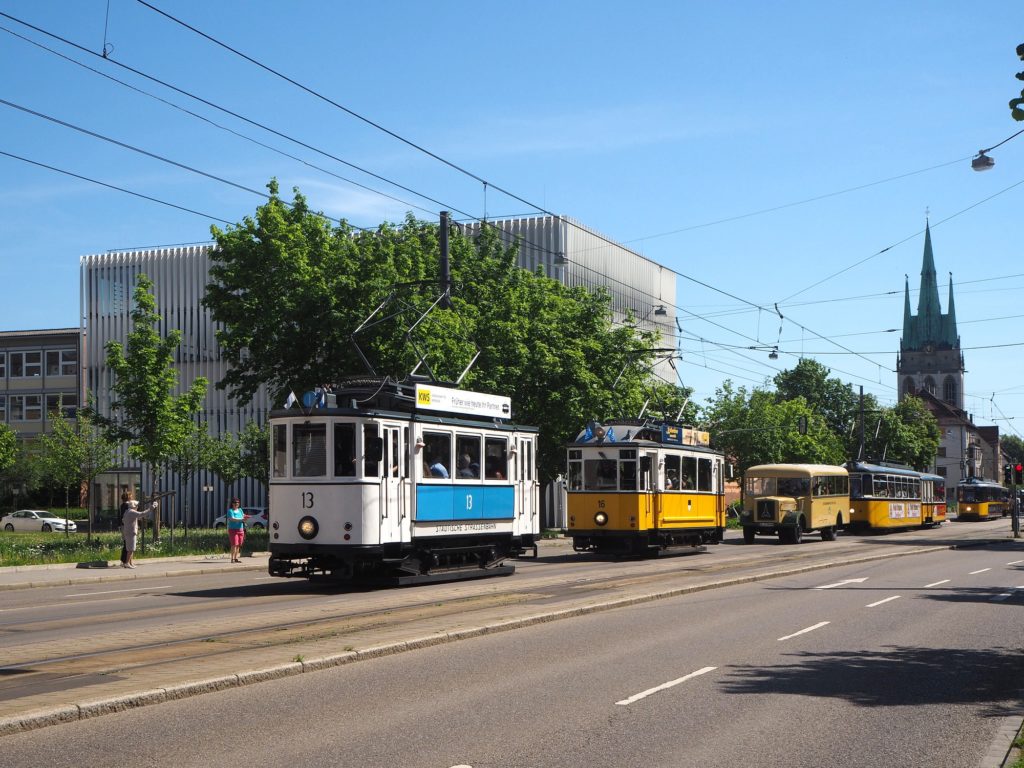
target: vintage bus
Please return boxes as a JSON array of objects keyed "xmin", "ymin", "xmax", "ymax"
[{"xmin": 740, "ymin": 464, "xmax": 851, "ymax": 544}]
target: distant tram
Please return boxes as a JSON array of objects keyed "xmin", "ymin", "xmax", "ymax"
[
  {"xmin": 956, "ymin": 478, "xmax": 1009, "ymax": 520},
  {"xmin": 846, "ymin": 462, "xmax": 946, "ymax": 531},
  {"xmin": 566, "ymin": 420, "xmax": 726, "ymax": 556},
  {"xmin": 267, "ymin": 379, "xmax": 540, "ymax": 584}
]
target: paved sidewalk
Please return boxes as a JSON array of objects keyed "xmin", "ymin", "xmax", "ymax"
[{"xmin": 0, "ymin": 552, "xmax": 270, "ymax": 590}]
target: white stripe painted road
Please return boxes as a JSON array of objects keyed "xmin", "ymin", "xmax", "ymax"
[
  {"xmin": 777, "ymin": 621, "xmax": 830, "ymax": 641},
  {"xmin": 969, "ymin": 568, "xmax": 992, "ymax": 575},
  {"xmin": 866, "ymin": 595, "xmax": 901, "ymax": 608},
  {"xmin": 924, "ymin": 580, "xmax": 950, "ymax": 588},
  {"xmin": 616, "ymin": 666, "xmax": 717, "ymax": 705},
  {"xmin": 814, "ymin": 577, "xmax": 868, "ymax": 590},
  {"xmin": 1007, "ymin": 560, "xmax": 1024, "ymax": 565}
]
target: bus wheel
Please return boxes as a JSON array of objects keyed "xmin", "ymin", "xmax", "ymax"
[
  {"xmin": 743, "ymin": 526, "xmax": 756, "ymax": 544},
  {"xmin": 821, "ymin": 516, "xmax": 841, "ymax": 541},
  {"xmin": 790, "ymin": 521, "xmax": 803, "ymax": 544}
]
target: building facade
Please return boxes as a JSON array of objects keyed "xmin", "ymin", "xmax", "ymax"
[{"xmin": 0, "ymin": 328, "xmax": 80, "ymax": 438}]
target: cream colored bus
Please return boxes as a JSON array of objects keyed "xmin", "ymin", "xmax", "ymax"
[{"xmin": 740, "ymin": 464, "xmax": 851, "ymax": 544}]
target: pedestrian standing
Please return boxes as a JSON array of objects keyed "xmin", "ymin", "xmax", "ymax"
[
  {"xmin": 121, "ymin": 497, "xmax": 159, "ymax": 568},
  {"xmin": 226, "ymin": 498, "xmax": 247, "ymax": 562}
]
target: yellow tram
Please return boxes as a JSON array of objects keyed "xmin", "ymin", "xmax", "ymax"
[
  {"xmin": 846, "ymin": 462, "xmax": 946, "ymax": 531},
  {"xmin": 566, "ymin": 420, "xmax": 726, "ymax": 556},
  {"xmin": 740, "ymin": 464, "xmax": 851, "ymax": 544},
  {"xmin": 956, "ymin": 478, "xmax": 1010, "ymax": 520}
]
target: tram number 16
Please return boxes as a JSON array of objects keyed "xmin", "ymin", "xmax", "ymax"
[{"xmin": 300, "ymin": 491, "xmax": 315, "ymax": 509}]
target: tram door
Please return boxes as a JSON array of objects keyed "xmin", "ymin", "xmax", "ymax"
[
  {"xmin": 640, "ymin": 452, "xmax": 654, "ymax": 529},
  {"xmin": 380, "ymin": 425, "xmax": 405, "ymax": 544},
  {"xmin": 514, "ymin": 435, "xmax": 535, "ymax": 527}
]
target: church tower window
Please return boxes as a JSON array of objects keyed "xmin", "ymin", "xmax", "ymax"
[
  {"xmin": 902, "ymin": 377, "xmax": 916, "ymax": 398},
  {"xmin": 943, "ymin": 376, "xmax": 957, "ymax": 405},
  {"xmin": 923, "ymin": 376, "xmax": 936, "ymax": 395}
]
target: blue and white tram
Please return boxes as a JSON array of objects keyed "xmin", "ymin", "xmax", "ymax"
[{"xmin": 267, "ymin": 379, "xmax": 540, "ymax": 584}]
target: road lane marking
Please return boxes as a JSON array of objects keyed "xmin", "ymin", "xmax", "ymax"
[
  {"xmin": 66, "ymin": 585, "xmax": 173, "ymax": 597},
  {"xmin": 777, "ymin": 621, "xmax": 830, "ymax": 641},
  {"xmin": 814, "ymin": 577, "xmax": 868, "ymax": 590},
  {"xmin": 969, "ymin": 568, "xmax": 992, "ymax": 575},
  {"xmin": 616, "ymin": 666, "xmax": 717, "ymax": 705},
  {"xmin": 924, "ymin": 580, "xmax": 950, "ymax": 588},
  {"xmin": 1007, "ymin": 560, "xmax": 1024, "ymax": 565},
  {"xmin": 866, "ymin": 595, "xmax": 901, "ymax": 608}
]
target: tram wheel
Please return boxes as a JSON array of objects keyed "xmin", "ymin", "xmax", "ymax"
[{"xmin": 742, "ymin": 526, "xmax": 756, "ymax": 544}]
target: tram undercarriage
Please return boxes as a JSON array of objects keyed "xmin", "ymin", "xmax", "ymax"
[
  {"xmin": 269, "ymin": 535, "xmax": 535, "ymax": 585},
  {"xmin": 571, "ymin": 529, "xmax": 719, "ymax": 557}
]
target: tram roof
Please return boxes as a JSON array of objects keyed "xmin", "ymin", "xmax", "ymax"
[
  {"xmin": 957, "ymin": 477, "xmax": 1005, "ymax": 488},
  {"xmin": 567, "ymin": 418, "xmax": 713, "ymax": 449},
  {"xmin": 746, "ymin": 463, "xmax": 848, "ymax": 477},
  {"xmin": 846, "ymin": 461, "xmax": 921, "ymax": 478}
]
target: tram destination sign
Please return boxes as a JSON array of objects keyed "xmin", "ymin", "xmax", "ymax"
[{"xmin": 415, "ymin": 383, "xmax": 512, "ymax": 419}]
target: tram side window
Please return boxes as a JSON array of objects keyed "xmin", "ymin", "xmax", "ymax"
[
  {"xmin": 850, "ymin": 475, "xmax": 863, "ymax": 499},
  {"xmin": 568, "ymin": 449, "xmax": 582, "ymax": 490},
  {"xmin": 333, "ymin": 423, "xmax": 356, "ymax": 477},
  {"xmin": 585, "ymin": 458, "xmax": 618, "ymax": 490},
  {"xmin": 456, "ymin": 434, "xmax": 481, "ymax": 479},
  {"xmin": 696, "ymin": 458, "xmax": 712, "ymax": 492},
  {"xmin": 524, "ymin": 439, "xmax": 533, "ymax": 481},
  {"xmin": 389, "ymin": 429, "xmax": 401, "ymax": 478},
  {"xmin": 423, "ymin": 431, "xmax": 451, "ymax": 478},
  {"xmin": 293, "ymin": 424, "xmax": 327, "ymax": 477},
  {"xmin": 486, "ymin": 437, "xmax": 508, "ymax": 480},
  {"xmin": 619, "ymin": 449, "xmax": 637, "ymax": 491},
  {"xmin": 273, "ymin": 425, "xmax": 287, "ymax": 478},
  {"xmin": 873, "ymin": 475, "xmax": 888, "ymax": 497},
  {"xmin": 680, "ymin": 456, "xmax": 697, "ymax": 490},
  {"xmin": 934, "ymin": 480, "xmax": 945, "ymax": 500},
  {"xmin": 363, "ymin": 424, "xmax": 380, "ymax": 477},
  {"xmin": 664, "ymin": 453, "xmax": 681, "ymax": 490}
]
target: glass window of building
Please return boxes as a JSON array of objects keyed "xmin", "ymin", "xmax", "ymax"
[
  {"xmin": 45, "ymin": 349, "xmax": 78, "ymax": 377},
  {"xmin": 46, "ymin": 393, "xmax": 78, "ymax": 419},
  {"xmin": 10, "ymin": 351, "xmax": 42, "ymax": 378},
  {"xmin": 10, "ymin": 394, "xmax": 42, "ymax": 421}
]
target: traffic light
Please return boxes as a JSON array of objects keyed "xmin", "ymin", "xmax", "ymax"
[
  {"xmin": 1016, "ymin": 463, "xmax": 1024, "ymax": 485},
  {"xmin": 1006, "ymin": 463, "xmax": 1014, "ymax": 485}
]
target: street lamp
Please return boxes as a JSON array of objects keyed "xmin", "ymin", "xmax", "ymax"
[{"xmin": 972, "ymin": 151, "xmax": 995, "ymax": 171}]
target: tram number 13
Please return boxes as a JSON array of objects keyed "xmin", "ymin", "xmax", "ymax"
[{"xmin": 300, "ymin": 491, "xmax": 315, "ymax": 509}]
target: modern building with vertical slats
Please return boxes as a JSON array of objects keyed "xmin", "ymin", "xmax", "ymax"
[
  {"xmin": 460, "ymin": 214, "xmax": 678, "ymax": 378},
  {"xmin": 81, "ymin": 245, "xmax": 268, "ymax": 525},
  {"xmin": 80, "ymin": 218, "xmax": 678, "ymax": 522}
]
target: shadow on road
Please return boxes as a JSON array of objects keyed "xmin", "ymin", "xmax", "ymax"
[{"xmin": 721, "ymin": 645, "xmax": 1024, "ymax": 716}]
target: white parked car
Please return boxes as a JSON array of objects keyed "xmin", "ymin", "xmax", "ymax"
[
  {"xmin": 212, "ymin": 507, "xmax": 268, "ymax": 530},
  {"xmin": 1, "ymin": 509, "xmax": 78, "ymax": 533}
]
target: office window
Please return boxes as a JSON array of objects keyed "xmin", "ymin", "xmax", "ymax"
[
  {"xmin": 10, "ymin": 351, "xmax": 42, "ymax": 378},
  {"xmin": 0, "ymin": 395, "xmax": 5, "ymax": 422},
  {"xmin": 46, "ymin": 393, "xmax": 78, "ymax": 419},
  {"xmin": 0, "ymin": 352, "xmax": 5, "ymax": 379},
  {"xmin": 46, "ymin": 349, "xmax": 78, "ymax": 376},
  {"xmin": 10, "ymin": 394, "xmax": 42, "ymax": 421}
]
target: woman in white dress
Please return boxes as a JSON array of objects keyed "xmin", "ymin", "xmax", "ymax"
[{"xmin": 121, "ymin": 499, "xmax": 159, "ymax": 568}]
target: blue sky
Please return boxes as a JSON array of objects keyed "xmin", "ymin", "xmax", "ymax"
[{"xmin": 2, "ymin": 1, "xmax": 1024, "ymax": 429}]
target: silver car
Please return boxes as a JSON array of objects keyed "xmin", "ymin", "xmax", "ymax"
[
  {"xmin": 212, "ymin": 507, "xmax": 268, "ymax": 530},
  {"xmin": 1, "ymin": 509, "xmax": 78, "ymax": 533}
]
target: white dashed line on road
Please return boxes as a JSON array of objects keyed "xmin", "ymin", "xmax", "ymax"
[
  {"xmin": 814, "ymin": 577, "xmax": 868, "ymax": 590},
  {"xmin": 924, "ymin": 580, "xmax": 950, "ymax": 588},
  {"xmin": 866, "ymin": 595, "xmax": 901, "ymax": 608},
  {"xmin": 777, "ymin": 621, "xmax": 830, "ymax": 641},
  {"xmin": 969, "ymin": 568, "xmax": 992, "ymax": 575},
  {"xmin": 66, "ymin": 585, "xmax": 173, "ymax": 597},
  {"xmin": 616, "ymin": 666, "xmax": 717, "ymax": 706},
  {"xmin": 1007, "ymin": 560, "xmax": 1024, "ymax": 566}
]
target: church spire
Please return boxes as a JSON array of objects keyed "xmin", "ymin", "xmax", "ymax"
[
  {"xmin": 903, "ymin": 274, "xmax": 912, "ymax": 343},
  {"xmin": 945, "ymin": 271, "xmax": 958, "ymax": 345},
  {"xmin": 916, "ymin": 221, "xmax": 943, "ymax": 342}
]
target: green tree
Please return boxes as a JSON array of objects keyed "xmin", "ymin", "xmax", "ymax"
[
  {"xmin": 238, "ymin": 421, "xmax": 269, "ymax": 488},
  {"xmin": 105, "ymin": 273, "xmax": 208, "ymax": 537},
  {"xmin": 861, "ymin": 396, "xmax": 941, "ymax": 471},
  {"xmin": 1002, "ymin": 435, "xmax": 1024, "ymax": 464},
  {"xmin": 205, "ymin": 184, "xmax": 668, "ymax": 482},
  {"xmin": 166, "ymin": 421, "xmax": 218, "ymax": 528},
  {"xmin": 773, "ymin": 359, "xmax": 861, "ymax": 438},
  {"xmin": 0, "ymin": 423, "xmax": 16, "ymax": 475},
  {"xmin": 38, "ymin": 402, "xmax": 117, "ymax": 539},
  {"xmin": 1010, "ymin": 43, "xmax": 1024, "ymax": 121},
  {"xmin": 209, "ymin": 431, "xmax": 245, "ymax": 499}
]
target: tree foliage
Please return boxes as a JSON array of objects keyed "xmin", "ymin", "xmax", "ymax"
[
  {"xmin": 1002, "ymin": 435, "xmax": 1024, "ymax": 464},
  {"xmin": 38, "ymin": 402, "xmax": 117, "ymax": 535},
  {"xmin": 206, "ymin": 182, "xmax": 684, "ymax": 481},
  {"xmin": 0, "ymin": 423, "xmax": 15, "ymax": 475},
  {"xmin": 104, "ymin": 274, "xmax": 208, "ymax": 532},
  {"xmin": 1010, "ymin": 43, "xmax": 1024, "ymax": 121}
]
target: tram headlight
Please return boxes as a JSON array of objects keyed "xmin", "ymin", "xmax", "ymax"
[
  {"xmin": 298, "ymin": 515, "xmax": 319, "ymax": 540},
  {"xmin": 594, "ymin": 511, "xmax": 608, "ymax": 526}
]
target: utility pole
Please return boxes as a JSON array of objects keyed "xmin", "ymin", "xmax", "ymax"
[{"xmin": 439, "ymin": 211, "xmax": 451, "ymax": 309}]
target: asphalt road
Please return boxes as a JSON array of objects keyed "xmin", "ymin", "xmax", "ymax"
[{"xmin": 1, "ymin": 519, "xmax": 1022, "ymax": 767}]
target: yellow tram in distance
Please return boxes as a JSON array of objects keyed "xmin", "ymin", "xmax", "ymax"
[
  {"xmin": 956, "ymin": 478, "xmax": 1010, "ymax": 520},
  {"xmin": 740, "ymin": 464, "xmax": 851, "ymax": 544},
  {"xmin": 846, "ymin": 462, "xmax": 947, "ymax": 531},
  {"xmin": 566, "ymin": 419, "xmax": 726, "ymax": 556}
]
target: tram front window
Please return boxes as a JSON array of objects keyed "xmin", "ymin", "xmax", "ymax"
[
  {"xmin": 333, "ymin": 423, "xmax": 356, "ymax": 477},
  {"xmin": 584, "ymin": 458, "xmax": 618, "ymax": 490},
  {"xmin": 273, "ymin": 425, "xmax": 287, "ymax": 478},
  {"xmin": 293, "ymin": 424, "xmax": 326, "ymax": 477}
]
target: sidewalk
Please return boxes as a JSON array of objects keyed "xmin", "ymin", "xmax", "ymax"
[{"xmin": 0, "ymin": 552, "xmax": 270, "ymax": 590}]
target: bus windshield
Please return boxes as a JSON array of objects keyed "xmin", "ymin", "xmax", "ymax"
[{"xmin": 746, "ymin": 476, "xmax": 811, "ymax": 497}]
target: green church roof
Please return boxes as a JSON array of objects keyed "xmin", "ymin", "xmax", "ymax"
[{"xmin": 901, "ymin": 222, "xmax": 959, "ymax": 351}]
